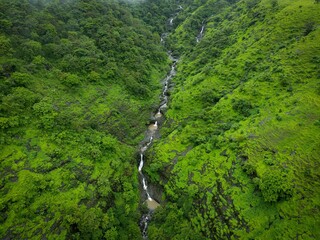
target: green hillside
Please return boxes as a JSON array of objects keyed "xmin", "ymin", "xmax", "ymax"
[
  {"xmin": 0, "ymin": 0, "xmax": 168, "ymax": 239},
  {"xmin": 145, "ymin": 0, "xmax": 320, "ymax": 239},
  {"xmin": 1, "ymin": 0, "xmax": 319, "ymax": 239}
]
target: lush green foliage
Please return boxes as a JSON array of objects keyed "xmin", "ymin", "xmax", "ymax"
[
  {"xmin": 1, "ymin": 0, "xmax": 320, "ymax": 239},
  {"xmin": 0, "ymin": 0, "xmax": 169, "ymax": 239},
  {"xmin": 145, "ymin": 0, "xmax": 320, "ymax": 239}
]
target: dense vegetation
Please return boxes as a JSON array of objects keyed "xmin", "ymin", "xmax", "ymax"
[
  {"xmin": 144, "ymin": 0, "xmax": 320, "ymax": 239},
  {"xmin": 1, "ymin": 0, "xmax": 319, "ymax": 239},
  {"xmin": 0, "ymin": 0, "xmax": 169, "ymax": 239}
]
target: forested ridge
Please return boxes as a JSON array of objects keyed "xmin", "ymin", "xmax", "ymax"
[
  {"xmin": 0, "ymin": 0, "xmax": 320, "ymax": 239},
  {"xmin": 0, "ymin": 0, "xmax": 168, "ymax": 239}
]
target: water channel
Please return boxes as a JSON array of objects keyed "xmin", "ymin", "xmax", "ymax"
[
  {"xmin": 138, "ymin": 52, "xmax": 178, "ymax": 238},
  {"xmin": 196, "ymin": 20, "xmax": 206, "ymax": 43},
  {"xmin": 138, "ymin": 8, "xmax": 182, "ymax": 238}
]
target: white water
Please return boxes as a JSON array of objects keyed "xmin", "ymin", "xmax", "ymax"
[
  {"xmin": 196, "ymin": 23, "xmax": 205, "ymax": 43},
  {"xmin": 200, "ymin": 25, "xmax": 204, "ymax": 35},
  {"xmin": 141, "ymin": 146, "xmax": 147, "ymax": 152},
  {"xmin": 160, "ymin": 102, "xmax": 167, "ymax": 110},
  {"xmin": 155, "ymin": 110, "xmax": 162, "ymax": 118},
  {"xmin": 138, "ymin": 55, "xmax": 177, "ymax": 239},
  {"xmin": 138, "ymin": 154, "xmax": 144, "ymax": 172},
  {"xmin": 139, "ymin": 55, "xmax": 177, "ymax": 238},
  {"xmin": 142, "ymin": 177, "xmax": 149, "ymax": 193},
  {"xmin": 139, "ymin": 12, "xmax": 180, "ymax": 240}
]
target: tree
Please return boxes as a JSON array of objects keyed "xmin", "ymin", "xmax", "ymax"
[
  {"xmin": 20, "ymin": 40, "xmax": 42, "ymax": 61},
  {"xmin": 61, "ymin": 73, "xmax": 81, "ymax": 87},
  {"xmin": 0, "ymin": 35, "xmax": 12, "ymax": 56},
  {"xmin": 2, "ymin": 87, "xmax": 39, "ymax": 114},
  {"xmin": 232, "ymin": 98, "xmax": 253, "ymax": 117}
]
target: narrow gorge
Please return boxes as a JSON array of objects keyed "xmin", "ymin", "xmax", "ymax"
[
  {"xmin": 0, "ymin": 0, "xmax": 319, "ymax": 239},
  {"xmin": 138, "ymin": 54, "xmax": 177, "ymax": 238},
  {"xmin": 138, "ymin": 13, "xmax": 179, "ymax": 238}
]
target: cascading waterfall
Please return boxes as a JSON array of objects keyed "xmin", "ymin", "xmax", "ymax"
[
  {"xmin": 169, "ymin": 17, "xmax": 174, "ymax": 25},
  {"xmin": 138, "ymin": 52, "xmax": 178, "ymax": 239},
  {"xmin": 168, "ymin": 4, "xmax": 184, "ymax": 28},
  {"xmin": 138, "ymin": 154, "xmax": 144, "ymax": 172},
  {"xmin": 196, "ymin": 21, "xmax": 206, "ymax": 43},
  {"xmin": 138, "ymin": 8, "xmax": 181, "ymax": 239}
]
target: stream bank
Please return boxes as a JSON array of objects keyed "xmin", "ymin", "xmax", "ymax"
[
  {"xmin": 137, "ymin": 6, "xmax": 183, "ymax": 238},
  {"xmin": 138, "ymin": 53, "xmax": 178, "ymax": 239}
]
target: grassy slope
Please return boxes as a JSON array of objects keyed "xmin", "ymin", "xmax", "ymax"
[
  {"xmin": 0, "ymin": 0, "xmax": 169, "ymax": 239},
  {"xmin": 146, "ymin": 0, "xmax": 320, "ymax": 239}
]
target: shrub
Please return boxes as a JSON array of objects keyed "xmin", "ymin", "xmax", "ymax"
[
  {"xmin": 232, "ymin": 99, "xmax": 253, "ymax": 117},
  {"xmin": 259, "ymin": 168, "xmax": 293, "ymax": 202}
]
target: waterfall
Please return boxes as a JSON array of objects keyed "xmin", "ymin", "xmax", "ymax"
[
  {"xmin": 200, "ymin": 25, "xmax": 204, "ymax": 35},
  {"xmin": 138, "ymin": 11, "xmax": 180, "ymax": 240},
  {"xmin": 196, "ymin": 22, "xmax": 205, "ymax": 43},
  {"xmin": 138, "ymin": 53, "xmax": 177, "ymax": 238},
  {"xmin": 138, "ymin": 154, "xmax": 144, "ymax": 172}
]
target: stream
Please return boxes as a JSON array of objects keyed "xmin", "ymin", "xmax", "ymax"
[
  {"xmin": 138, "ymin": 52, "xmax": 177, "ymax": 239},
  {"xmin": 138, "ymin": 8, "xmax": 181, "ymax": 239},
  {"xmin": 138, "ymin": 14, "xmax": 205, "ymax": 235},
  {"xmin": 196, "ymin": 21, "xmax": 205, "ymax": 43}
]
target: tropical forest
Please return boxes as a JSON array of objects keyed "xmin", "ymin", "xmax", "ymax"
[{"xmin": 0, "ymin": 0, "xmax": 319, "ymax": 239}]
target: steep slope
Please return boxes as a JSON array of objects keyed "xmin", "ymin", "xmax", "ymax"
[
  {"xmin": 0, "ymin": 0, "xmax": 168, "ymax": 239},
  {"xmin": 146, "ymin": 0, "xmax": 320, "ymax": 239}
]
